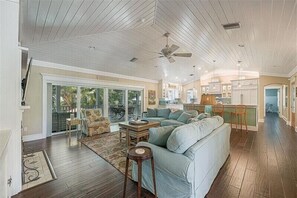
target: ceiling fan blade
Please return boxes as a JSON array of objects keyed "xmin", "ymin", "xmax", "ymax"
[
  {"xmin": 173, "ymin": 53, "xmax": 192, "ymax": 57},
  {"xmin": 167, "ymin": 56, "xmax": 175, "ymax": 63},
  {"xmin": 168, "ymin": 44, "xmax": 179, "ymax": 54}
]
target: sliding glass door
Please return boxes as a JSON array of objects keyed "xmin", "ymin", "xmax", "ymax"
[
  {"xmin": 128, "ymin": 90, "xmax": 142, "ymax": 119},
  {"xmin": 81, "ymin": 87, "xmax": 104, "ymax": 114},
  {"xmin": 52, "ymin": 85, "xmax": 77, "ymax": 133},
  {"xmin": 108, "ymin": 89, "xmax": 126, "ymax": 123},
  {"xmin": 50, "ymin": 84, "xmax": 143, "ymax": 133}
]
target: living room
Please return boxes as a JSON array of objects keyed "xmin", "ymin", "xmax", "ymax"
[{"xmin": 1, "ymin": 0, "xmax": 297, "ymax": 197}]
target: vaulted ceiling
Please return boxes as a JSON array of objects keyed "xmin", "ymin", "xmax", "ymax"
[{"xmin": 20, "ymin": 0, "xmax": 297, "ymax": 83}]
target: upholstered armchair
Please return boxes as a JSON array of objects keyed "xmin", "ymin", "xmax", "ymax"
[{"xmin": 81, "ymin": 109, "xmax": 110, "ymax": 136}]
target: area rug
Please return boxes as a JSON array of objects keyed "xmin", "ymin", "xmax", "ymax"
[
  {"xmin": 81, "ymin": 132, "xmax": 133, "ymax": 178},
  {"xmin": 22, "ymin": 150, "xmax": 57, "ymax": 190}
]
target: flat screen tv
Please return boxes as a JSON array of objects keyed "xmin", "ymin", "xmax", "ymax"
[{"xmin": 21, "ymin": 57, "xmax": 32, "ymax": 106}]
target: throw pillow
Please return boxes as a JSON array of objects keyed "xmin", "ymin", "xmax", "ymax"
[
  {"xmin": 168, "ymin": 110, "xmax": 183, "ymax": 120},
  {"xmin": 157, "ymin": 108, "xmax": 171, "ymax": 118},
  {"xmin": 177, "ymin": 112, "xmax": 192, "ymax": 123},
  {"xmin": 148, "ymin": 126, "xmax": 176, "ymax": 147},
  {"xmin": 185, "ymin": 110, "xmax": 198, "ymax": 117},
  {"xmin": 147, "ymin": 108, "xmax": 157, "ymax": 117},
  {"xmin": 197, "ymin": 113, "xmax": 208, "ymax": 120}
]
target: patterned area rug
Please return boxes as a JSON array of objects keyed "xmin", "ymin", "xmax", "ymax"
[
  {"xmin": 22, "ymin": 150, "xmax": 57, "ymax": 190},
  {"xmin": 81, "ymin": 132, "xmax": 133, "ymax": 178}
]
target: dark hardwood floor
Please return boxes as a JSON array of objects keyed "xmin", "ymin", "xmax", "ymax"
[{"xmin": 14, "ymin": 113, "xmax": 297, "ymax": 198}]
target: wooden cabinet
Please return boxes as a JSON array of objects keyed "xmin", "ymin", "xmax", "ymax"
[
  {"xmin": 221, "ymin": 84, "xmax": 232, "ymax": 98},
  {"xmin": 208, "ymin": 82, "xmax": 221, "ymax": 94},
  {"xmin": 231, "ymin": 79, "xmax": 258, "ymax": 105}
]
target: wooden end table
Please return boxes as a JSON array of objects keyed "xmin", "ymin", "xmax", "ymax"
[
  {"xmin": 123, "ymin": 146, "xmax": 157, "ymax": 198},
  {"xmin": 66, "ymin": 118, "xmax": 81, "ymax": 145},
  {"xmin": 118, "ymin": 122, "xmax": 160, "ymax": 147}
]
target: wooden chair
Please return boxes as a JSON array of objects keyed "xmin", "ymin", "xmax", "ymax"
[
  {"xmin": 231, "ymin": 105, "xmax": 248, "ymax": 133},
  {"xmin": 213, "ymin": 104, "xmax": 224, "ymax": 117}
]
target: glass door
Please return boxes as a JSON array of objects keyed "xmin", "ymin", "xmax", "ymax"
[
  {"xmin": 128, "ymin": 90, "xmax": 142, "ymax": 120},
  {"xmin": 108, "ymin": 89, "xmax": 126, "ymax": 123},
  {"xmin": 80, "ymin": 87, "xmax": 104, "ymax": 114},
  {"xmin": 52, "ymin": 85, "xmax": 77, "ymax": 133}
]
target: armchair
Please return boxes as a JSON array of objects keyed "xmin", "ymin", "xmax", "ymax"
[{"xmin": 81, "ymin": 109, "xmax": 110, "ymax": 136}]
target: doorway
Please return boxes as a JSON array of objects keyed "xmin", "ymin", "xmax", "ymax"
[{"xmin": 264, "ymin": 85, "xmax": 283, "ymax": 118}]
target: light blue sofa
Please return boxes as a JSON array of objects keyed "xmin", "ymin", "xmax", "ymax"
[
  {"xmin": 143, "ymin": 108, "xmax": 198, "ymax": 127},
  {"xmin": 132, "ymin": 116, "xmax": 231, "ymax": 198}
]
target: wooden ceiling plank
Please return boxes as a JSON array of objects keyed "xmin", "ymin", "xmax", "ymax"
[
  {"xmin": 103, "ymin": 0, "xmax": 152, "ymax": 32},
  {"xmin": 115, "ymin": 1, "xmax": 155, "ymax": 31},
  {"xmin": 83, "ymin": 0, "xmax": 123, "ymax": 35},
  {"xmin": 47, "ymin": 0, "xmax": 75, "ymax": 41},
  {"xmin": 62, "ymin": 0, "xmax": 95, "ymax": 39},
  {"xmin": 55, "ymin": 0, "xmax": 87, "ymax": 40},
  {"xmin": 69, "ymin": 0, "xmax": 104, "ymax": 38}
]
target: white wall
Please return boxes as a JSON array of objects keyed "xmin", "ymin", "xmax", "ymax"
[{"xmin": 0, "ymin": 0, "xmax": 22, "ymax": 196}]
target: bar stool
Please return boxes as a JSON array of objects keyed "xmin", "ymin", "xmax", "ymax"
[
  {"xmin": 119, "ymin": 127, "xmax": 126, "ymax": 142},
  {"xmin": 231, "ymin": 105, "xmax": 248, "ymax": 133},
  {"xmin": 213, "ymin": 103, "xmax": 224, "ymax": 117},
  {"xmin": 123, "ymin": 146, "xmax": 157, "ymax": 198}
]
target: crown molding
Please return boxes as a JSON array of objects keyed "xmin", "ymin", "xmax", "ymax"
[
  {"xmin": 32, "ymin": 60, "xmax": 159, "ymax": 84},
  {"xmin": 259, "ymin": 72, "xmax": 289, "ymax": 78}
]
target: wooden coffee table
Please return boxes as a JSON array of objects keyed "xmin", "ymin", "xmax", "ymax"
[{"xmin": 119, "ymin": 121, "xmax": 160, "ymax": 147}]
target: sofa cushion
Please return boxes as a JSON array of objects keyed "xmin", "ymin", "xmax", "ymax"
[
  {"xmin": 148, "ymin": 126, "xmax": 176, "ymax": 147},
  {"xmin": 160, "ymin": 120, "xmax": 185, "ymax": 127},
  {"xmin": 143, "ymin": 117, "xmax": 166, "ymax": 123},
  {"xmin": 177, "ymin": 112, "xmax": 192, "ymax": 124},
  {"xmin": 167, "ymin": 116, "xmax": 224, "ymax": 153},
  {"xmin": 157, "ymin": 108, "xmax": 171, "ymax": 118},
  {"xmin": 147, "ymin": 108, "xmax": 157, "ymax": 117},
  {"xmin": 168, "ymin": 110, "xmax": 183, "ymax": 120}
]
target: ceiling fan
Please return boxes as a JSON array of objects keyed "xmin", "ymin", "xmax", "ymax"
[{"xmin": 159, "ymin": 33, "xmax": 192, "ymax": 63}]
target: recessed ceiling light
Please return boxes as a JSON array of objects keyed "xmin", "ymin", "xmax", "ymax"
[
  {"xmin": 205, "ymin": 70, "xmax": 208, "ymax": 73},
  {"xmin": 175, "ymin": 76, "xmax": 178, "ymax": 79},
  {"xmin": 184, "ymin": 78, "xmax": 187, "ymax": 81},
  {"xmin": 197, "ymin": 67, "xmax": 201, "ymax": 70}
]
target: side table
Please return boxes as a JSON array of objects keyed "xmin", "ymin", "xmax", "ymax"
[
  {"xmin": 66, "ymin": 118, "xmax": 81, "ymax": 145},
  {"xmin": 123, "ymin": 146, "xmax": 157, "ymax": 198}
]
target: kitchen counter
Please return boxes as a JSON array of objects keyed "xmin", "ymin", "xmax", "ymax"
[{"xmin": 183, "ymin": 104, "xmax": 258, "ymax": 131}]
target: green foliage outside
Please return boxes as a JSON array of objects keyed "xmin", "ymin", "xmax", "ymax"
[{"xmin": 52, "ymin": 86, "xmax": 141, "ymax": 113}]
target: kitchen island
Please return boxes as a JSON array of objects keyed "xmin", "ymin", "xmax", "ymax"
[{"xmin": 184, "ymin": 104, "xmax": 258, "ymax": 131}]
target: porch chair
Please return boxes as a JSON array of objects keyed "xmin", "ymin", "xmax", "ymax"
[{"xmin": 81, "ymin": 109, "xmax": 110, "ymax": 136}]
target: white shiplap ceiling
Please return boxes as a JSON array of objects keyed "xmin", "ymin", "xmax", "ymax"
[{"xmin": 20, "ymin": 0, "xmax": 297, "ymax": 83}]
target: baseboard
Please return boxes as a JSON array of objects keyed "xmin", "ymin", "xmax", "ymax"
[
  {"xmin": 22, "ymin": 133, "xmax": 45, "ymax": 142},
  {"xmin": 230, "ymin": 125, "xmax": 258, "ymax": 132},
  {"xmin": 258, "ymin": 119, "xmax": 264, "ymax": 123}
]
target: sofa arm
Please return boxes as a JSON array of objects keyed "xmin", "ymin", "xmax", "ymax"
[{"xmin": 136, "ymin": 142, "xmax": 194, "ymax": 182}]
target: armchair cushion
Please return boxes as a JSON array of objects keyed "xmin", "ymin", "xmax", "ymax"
[{"xmin": 81, "ymin": 109, "xmax": 110, "ymax": 136}]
